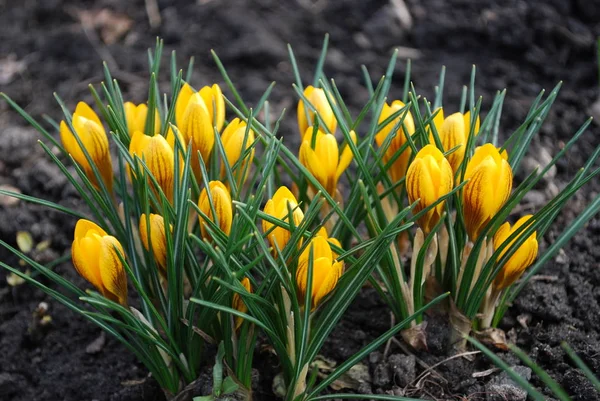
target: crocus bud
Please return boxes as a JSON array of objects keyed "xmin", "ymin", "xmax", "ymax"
[
  {"xmin": 297, "ymin": 85, "xmax": 337, "ymax": 137},
  {"xmin": 129, "ymin": 131, "xmax": 175, "ymax": 203},
  {"xmin": 406, "ymin": 145, "xmax": 454, "ymax": 233},
  {"xmin": 71, "ymin": 219, "xmax": 127, "ymax": 305},
  {"xmin": 60, "ymin": 102, "xmax": 113, "ymax": 192},
  {"xmin": 199, "ymin": 84, "xmax": 226, "ymax": 133},
  {"xmin": 429, "ymin": 110, "xmax": 480, "ymax": 173},
  {"xmin": 262, "ymin": 186, "xmax": 304, "ymax": 252},
  {"xmin": 221, "ymin": 118, "xmax": 255, "ymax": 187},
  {"xmin": 139, "ymin": 213, "xmax": 168, "ymax": 271},
  {"xmin": 375, "ymin": 100, "xmax": 415, "ymax": 183},
  {"xmin": 493, "ymin": 215, "xmax": 538, "ymax": 290},
  {"xmin": 299, "ymin": 129, "xmax": 356, "ymax": 196},
  {"xmin": 124, "ymin": 102, "xmax": 161, "ymax": 137},
  {"xmin": 316, "ymin": 227, "xmax": 342, "ymax": 258},
  {"xmin": 232, "ymin": 277, "xmax": 252, "ymax": 330},
  {"xmin": 463, "ymin": 144, "xmax": 513, "ymax": 241},
  {"xmin": 175, "ymin": 83, "xmax": 225, "ymax": 181},
  {"xmin": 198, "ymin": 181, "xmax": 233, "ymax": 240},
  {"xmin": 296, "ymin": 236, "xmax": 344, "ymax": 310}
]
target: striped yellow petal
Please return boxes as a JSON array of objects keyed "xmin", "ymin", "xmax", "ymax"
[
  {"xmin": 71, "ymin": 219, "xmax": 127, "ymax": 306},
  {"xmin": 199, "ymin": 84, "xmax": 226, "ymax": 132},
  {"xmin": 232, "ymin": 277, "xmax": 252, "ymax": 330},
  {"xmin": 98, "ymin": 235, "xmax": 128, "ymax": 306},
  {"xmin": 129, "ymin": 132, "xmax": 175, "ymax": 202},
  {"xmin": 463, "ymin": 144, "xmax": 513, "ymax": 240},
  {"xmin": 493, "ymin": 215, "xmax": 538, "ymax": 290},
  {"xmin": 406, "ymin": 145, "xmax": 453, "ymax": 233},
  {"xmin": 139, "ymin": 213, "xmax": 168, "ymax": 271},
  {"xmin": 60, "ymin": 102, "xmax": 113, "ymax": 192},
  {"xmin": 198, "ymin": 181, "xmax": 233, "ymax": 240}
]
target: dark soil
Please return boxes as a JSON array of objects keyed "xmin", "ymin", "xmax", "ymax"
[{"xmin": 1, "ymin": 0, "xmax": 599, "ymax": 400}]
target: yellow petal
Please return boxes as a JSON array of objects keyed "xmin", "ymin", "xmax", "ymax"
[
  {"xmin": 74, "ymin": 101, "xmax": 102, "ymax": 127},
  {"xmin": 315, "ymin": 133, "xmax": 339, "ymax": 185},
  {"xmin": 299, "ymin": 141, "xmax": 328, "ymax": 191},
  {"xmin": 72, "ymin": 225, "xmax": 104, "ymax": 294},
  {"xmin": 233, "ymin": 277, "xmax": 251, "ymax": 330},
  {"xmin": 145, "ymin": 135, "xmax": 175, "ymax": 202},
  {"xmin": 61, "ymin": 108, "xmax": 113, "ymax": 193},
  {"xmin": 139, "ymin": 213, "xmax": 168, "ymax": 270},
  {"xmin": 199, "ymin": 181, "xmax": 233, "ymax": 239},
  {"xmin": 175, "ymin": 82, "xmax": 195, "ymax": 128},
  {"xmin": 311, "ymin": 257, "xmax": 340, "ymax": 309},
  {"xmin": 432, "ymin": 107, "xmax": 445, "ymax": 134},
  {"xmin": 335, "ymin": 130, "xmax": 357, "ymax": 181},
  {"xmin": 199, "ymin": 84, "xmax": 225, "ymax": 132},
  {"xmin": 98, "ymin": 235, "xmax": 128, "ymax": 306},
  {"xmin": 297, "ymin": 86, "xmax": 336, "ymax": 137},
  {"xmin": 464, "ymin": 110, "xmax": 480, "ymax": 137},
  {"xmin": 438, "ymin": 112, "xmax": 466, "ymax": 172}
]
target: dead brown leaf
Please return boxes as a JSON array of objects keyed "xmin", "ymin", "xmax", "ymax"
[{"xmin": 76, "ymin": 9, "xmax": 133, "ymax": 45}]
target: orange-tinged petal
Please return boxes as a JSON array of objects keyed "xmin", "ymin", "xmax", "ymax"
[
  {"xmin": 232, "ymin": 277, "xmax": 251, "ymax": 329},
  {"xmin": 60, "ymin": 104, "xmax": 113, "ymax": 192},
  {"xmin": 463, "ymin": 145, "xmax": 513, "ymax": 240},
  {"xmin": 139, "ymin": 213, "xmax": 168, "ymax": 271},
  {"xmin": 71, "ymin": 219, "xmax": 127, "ymax": 305},
  {"xmin": 406, "ymin": 145, "xmax": 453, "ymax": 233},
  {"xmin": 98, "ymin": 235, "xmax": 128, "ymax": 306},
  {"xmin": 493, "ymin": 215, "xmax": 538, "ymax": 290}
]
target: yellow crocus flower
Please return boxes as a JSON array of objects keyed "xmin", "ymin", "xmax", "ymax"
[
  {"xmin": 296, "ymin": 236, "xmax": 344, "ymax": 310},
  {"xmin": 232, "ymin": 277, "xmax": 252, "ymax": 330},
  {"xmin": 124, "ymin": 102, "xmax": 161, "ymax": 137},
  {"xmin": 316, "ymin": 227, "xmax": 342, "ymax": 258},
  {"xmin": 139, "ymin": 213, "xmax": 168, "ymax": 271},
  {"xmin": 198, "ymin": 181, "xmax": 233, "ymax": 240},
  {"xmin": 463, "ymin": 144, "xmax": 513, "ymax": 241},
  {"xmin": 297, "ymin": 85, "xmax": 337, "ymax": 138},
  {"xmin": 429, "ymin": 108, "xmax": 480, "ymax": 173},
  {"xmin": 60, "ymin": 102, "xmax": 113, "ymax": 192},
  {"xmin": 299, "ymin": 128, "xmax": 356, "ymax": 196},
  {"xmin": 375, "ymin": 100, "xmax": 415, "ymax": 183},
  {"xmin": 71, "ymin": 219, "xmax": 127, "ymax": 306},
  {"xmin": 493, "ymin": 215, "xmax": 538, "ymax": 290},
  {"xmin": 220, "ymin": 118, "xmax": 255, "ymax": 187},
  {"xmin": 129, "ymin": 131, "xmax": 175, "ymax": 203},
  {"xmin": 262, "ymin": 186, "xmax": 305, "ymax": 252},
  {"xmin": 406, "ymin": 145, "xmax": 454, "ymax": 233},
  {"xmin": 175, "ymin": 82, "xmax": 225, "ymax": 181}
]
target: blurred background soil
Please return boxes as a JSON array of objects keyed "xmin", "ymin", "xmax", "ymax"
[{"xmin": 0, "ymin": 0, "xmax": 599, "ymax": 400}]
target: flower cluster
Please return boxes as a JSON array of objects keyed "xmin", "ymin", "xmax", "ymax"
[{"xmin": 3, "ymin": 40, "xmax": 598, "ymax": 401}]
